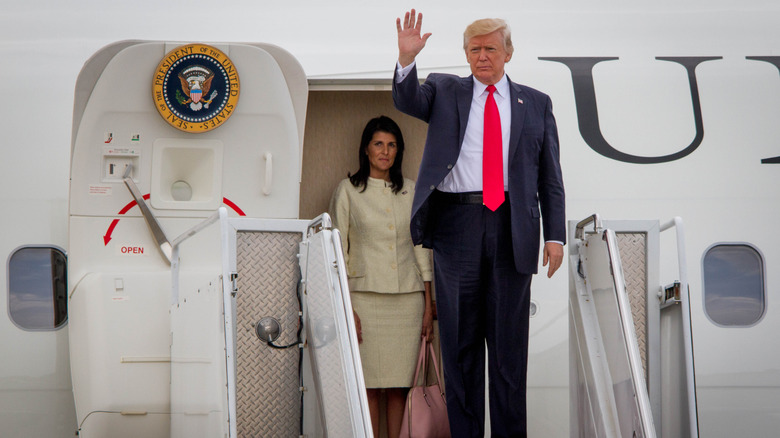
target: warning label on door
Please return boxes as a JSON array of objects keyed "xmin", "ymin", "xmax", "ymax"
[{"xmin": 89, "ymin": 185, "xmax": 113, "ymax": 196}]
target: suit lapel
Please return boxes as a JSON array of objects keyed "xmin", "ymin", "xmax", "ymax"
[
  {"xmin": 507, "ymin": 78, "xmax": 526, "ymax": 166},
  {"xmin": 457, "ymin": 76, "xmax": 473, "ymax": 148}
]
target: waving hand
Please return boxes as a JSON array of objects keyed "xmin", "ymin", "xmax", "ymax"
[{"xmin": 396, "ymin": 9, "xmax": 432, "ymax": 67}]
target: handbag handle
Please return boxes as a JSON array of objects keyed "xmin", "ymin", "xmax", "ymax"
[
  {"xmin": 410, "ymin": 338, "xmax": 445, "ymax": 390},
  {"xmin": 426, "ymin": 341, "xmax": 444, "ymax": 388},
  {"xmin": 411, "ymin": 340, "xmax": 427, "ymax": 387}
]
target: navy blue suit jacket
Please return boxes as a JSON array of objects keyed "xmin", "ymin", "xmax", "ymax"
[{"xmin": 393, "ymin": 66, "xmax": 565, "ymax": 274}]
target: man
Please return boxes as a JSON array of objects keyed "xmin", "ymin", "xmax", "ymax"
[{"xmin": 392, "ymin": 9, "xmax": 565, "ymax": 437}]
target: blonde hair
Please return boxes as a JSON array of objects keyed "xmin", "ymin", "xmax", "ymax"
[{"xmin": 463, "ymin": 18, "xmax": 514, "ymax": 55}]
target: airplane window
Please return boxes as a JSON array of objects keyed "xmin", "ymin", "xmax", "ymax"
[
  {"xmin": 702, "ymin": 244, "xmax": 765, "ymax": 326},
  {"xmin": 8, "ymin": 246, "xmax": 68, "ymax": 330}
]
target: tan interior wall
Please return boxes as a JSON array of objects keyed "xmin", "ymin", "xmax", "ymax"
[
  {"xmin": 299, "ymin": 90, "xmax": 430, "ymax": 219},
  {"xmin": 301, "ymin": 90, "xmax": 443, "ymax": 438}
]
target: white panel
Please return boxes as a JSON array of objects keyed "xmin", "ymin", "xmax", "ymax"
[
  {"xmin": 170, "ymin": 275, "xmax": 228, "ymax": 438},
  {"xmin": 68, "ymin": 271, "xmax": 171, "ymax": 436}
]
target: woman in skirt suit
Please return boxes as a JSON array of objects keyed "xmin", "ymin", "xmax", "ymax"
[{"xmin": 330, "ymin": 115, "xmax": 433, "ymax": 438}]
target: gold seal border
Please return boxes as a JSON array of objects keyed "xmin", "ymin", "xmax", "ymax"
[{"xmin": 152, "ymin": 43, "xmax": 240, "ymax": 133}]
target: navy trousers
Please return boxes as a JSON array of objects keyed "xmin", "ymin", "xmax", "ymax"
[{"xmin": 430, "ymin": 193, "xmax": 532, "ymax": 438}]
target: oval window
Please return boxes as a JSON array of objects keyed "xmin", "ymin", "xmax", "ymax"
[
  {"xmin": 702, "ymin": 244, "xmax": 765, "ymax": 327},
  {"xmin": 8, "ymin": 246, "xmax": 68, "ymax": 330}
]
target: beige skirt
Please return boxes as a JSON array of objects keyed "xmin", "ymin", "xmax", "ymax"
[{"xmin": 350, "ymin": 290, "xmax": 424, "ymax": 388}]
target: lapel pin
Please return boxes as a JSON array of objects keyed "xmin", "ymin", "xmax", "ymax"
[{"xmin": 518, "ymin": 98, "xmax": 524, "ymax": 104}]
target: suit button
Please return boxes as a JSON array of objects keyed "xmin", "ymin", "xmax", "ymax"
[
  {"xmin": 429, "ymin": 185, "xmax": 435, "ymax": 190},
  {"xmin": 447, "ymin": 164, "xmax": 453, "ymax": 169},
  {"xmin": 389, "ymin": 224, "xmax": 395, "ymax": 230},
  {"xmin": 391, "ymin": 263, "xmax": 397, "ymax": 270}
]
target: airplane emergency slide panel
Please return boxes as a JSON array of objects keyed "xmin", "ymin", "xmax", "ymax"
[{"xmin": 67, "ymin": 41, "xmax": 307, "ymax": 437}]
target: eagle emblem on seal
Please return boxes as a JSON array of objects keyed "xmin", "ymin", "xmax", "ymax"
[
  {"xmin": 176, "ymin": 66, "xmax": 218, "ymax": 111},
  {"xmin": 153, "ymin": 43, "xmax": 240, "ymax": 133}
]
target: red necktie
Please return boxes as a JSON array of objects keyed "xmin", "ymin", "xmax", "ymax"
[{"xmin": 483, "ymin": 85, "xmax": 504, "ymax": 211}]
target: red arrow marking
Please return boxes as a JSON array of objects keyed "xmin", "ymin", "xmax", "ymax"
[
  {"xmin": 103, "ymin": 219, "xmax": 119, "ymax": 245},
  {"xmin": 103, "ymin": 193, "xmax": 151, "ymax": 245},
  {"xmin": 118, "ymin": 193, "xmax": 151, "ymax": 215}
]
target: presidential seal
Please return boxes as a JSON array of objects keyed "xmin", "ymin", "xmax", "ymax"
[{"xmin": 152, "ymin": 44, "xmax": 240, "ymax": 133}]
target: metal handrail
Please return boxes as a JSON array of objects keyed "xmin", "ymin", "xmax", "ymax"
[
  {"xmin": 575, "ymin": 213, "xmax": 602, "ymax": 240},
  {"xmin": 170, "ymin": 208, "xmax": 226, "ymax": 306},
  {"xmin": 603, "ymin": 229, "xmax": 657, "ymax": 437},
  {"xmin": 171, "ymin": 208, "xmax": 224, "ymax": 248},
  {"xmin": 307, "ymin": 213, "xmax": 333, "ymax": 237},
  {"xmin": 330, "ymin": 228, "xmax": 373, "ymax": 437},
  {"xmin": 660, "ymin": 217, "xmax": 699, "ymax": 438}
]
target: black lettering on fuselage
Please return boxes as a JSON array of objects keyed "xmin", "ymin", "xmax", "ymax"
[{"xmin": 540, "ymin": 56, "xmax": 721, "ymax": 164}]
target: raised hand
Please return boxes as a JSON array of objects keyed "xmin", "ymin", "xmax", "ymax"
[{"xmin": 396, "ymin": 9, "xmax": 432, "ymax": 67}]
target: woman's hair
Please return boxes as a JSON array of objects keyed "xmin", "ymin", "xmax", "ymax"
[{"xmin": 349, "ymin": 115, "xmax": 405, "ymax": 193}]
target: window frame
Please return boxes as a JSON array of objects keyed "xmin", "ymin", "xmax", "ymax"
[
  {"xmin": 701, "ymin": 242, "xmax": 766, "ymax": 328},
  {"xmin": 6, "ymin": 244, "xmax": 68, "ymax": 331}
]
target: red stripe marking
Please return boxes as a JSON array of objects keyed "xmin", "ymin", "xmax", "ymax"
[
  {"xmin": 118, "ymin": 193, "xmax": 151, "ymax": 215},
  {"xmin": 223, "ymin": 197, "xmax": 246, "ymax": 216}
]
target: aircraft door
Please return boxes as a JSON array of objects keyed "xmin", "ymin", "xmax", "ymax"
[{"xmin": 68, "ymin": 40, "xmax": 307, "ymax": 437}]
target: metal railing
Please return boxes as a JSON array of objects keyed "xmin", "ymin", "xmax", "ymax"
[
  {"xmin": 602, "ymin": 228, "xmax": 657, "ymax": 437},
  {"xmin": 572, "ymin": 213, "xmax": 656, "ymax": 437},
  {"xmin": 660, "ymin": 217, "xmax": 700, "ymax": 438}
]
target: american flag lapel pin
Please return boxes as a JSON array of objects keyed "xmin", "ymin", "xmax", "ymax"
[{"xmin": 518, "ymin": 98, "xmax": 523, "ymax": 104}]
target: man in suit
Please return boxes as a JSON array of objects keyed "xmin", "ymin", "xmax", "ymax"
[{"xmin": 392, "ymin": 10, "xmax": 566, "ymax": 437}]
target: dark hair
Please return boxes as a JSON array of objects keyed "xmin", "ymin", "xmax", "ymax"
[{"xmin": 349, "ymin": 115, "xmax": 405, "ymax": 193}]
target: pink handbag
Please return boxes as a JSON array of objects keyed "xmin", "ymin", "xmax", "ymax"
[{"xmin": 399, "ymin": 338, "xmax": 451, "ymax": 438}]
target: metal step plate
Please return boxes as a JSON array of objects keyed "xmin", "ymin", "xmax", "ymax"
[{"xmin": 235, "ymin": 231, "xmax": 303, "ymax": 437}]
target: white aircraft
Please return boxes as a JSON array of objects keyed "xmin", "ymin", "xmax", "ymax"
[{"xmin": 1, "ymin": 1, "xmax": 778, "ymax": 437}]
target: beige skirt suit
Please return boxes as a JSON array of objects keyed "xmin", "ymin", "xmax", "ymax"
[{"xmin": 330, "ymin": 177, "xmax": 432, "ymax": 388}]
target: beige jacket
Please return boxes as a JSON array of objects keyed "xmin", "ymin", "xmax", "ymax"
[{"xmin": 330, "ymin": 177, "xmax": 432, "ymax": 293}]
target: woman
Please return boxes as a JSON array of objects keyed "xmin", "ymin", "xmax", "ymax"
[{"xmin": 330, "ymin": 116, "xmax": 433, "ymax": 438}]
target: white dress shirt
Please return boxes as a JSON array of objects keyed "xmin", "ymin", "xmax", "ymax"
[{"xmin": 396, "ymin": 61, "xmax": 510, "ymax": 192}]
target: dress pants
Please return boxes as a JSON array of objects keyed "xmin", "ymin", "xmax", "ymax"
[{"xmin": 431, "ymin": 192, "xmax": 532, "ymax": 438}]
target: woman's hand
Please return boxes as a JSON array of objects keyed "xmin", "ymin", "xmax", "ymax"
[
  {"xmin": 353, "ymin": 310, "xmax": 363, "ymax": 344},
  {"xmin": 421, "ymin": 281, "xmax": 434, "ymax": 341},
  {"xmin": 422, "ymin": 306, "xmax": 434, "ymax": 342}
]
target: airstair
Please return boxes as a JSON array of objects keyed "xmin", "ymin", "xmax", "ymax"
[
  {"xmin": 569, "ymin": 214, "xmax": 699, "ymax": 437},
  {"xmin": 168, "ymin": 210, "xmax": 371, "ymax": 437}
]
